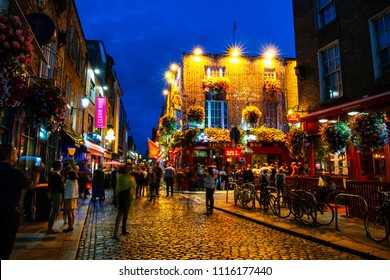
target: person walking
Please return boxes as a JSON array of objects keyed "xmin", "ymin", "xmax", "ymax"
[
  {"xmin": 114, "ymin": 164, "xmax": 136, "ymax": 237},
  {"xmin": 78, "ymin": 161, "xmax": 92, "ymax": 199},
  {"xmin": 147, "ymin": 164, "xmax": 157, "ymax": 201},
  {"xmin": 204, "ymin": 166, "xmax": 217, "ymax": 215},
  {"xmin": 0, "ymin": 144, "xmax": 32, "ymax": 260},
  {"xmin": 47, "ymin": 160, "xmax": 64, "ymax": 234},
  {"xmin": 63, "ymin": 170, "xmax": 79, "ymax": 232},
  {"xmin": 153, "ymin": 162, "xmax": 163, "ymax": 196},
  {"xmin": 164, "ymin": 162, "xmax": 175, "ymax": 196}
]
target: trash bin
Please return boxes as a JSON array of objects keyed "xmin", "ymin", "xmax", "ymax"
[{"xmin": 33, "ymin": 183, "xmax": 51, "ymax": 221}]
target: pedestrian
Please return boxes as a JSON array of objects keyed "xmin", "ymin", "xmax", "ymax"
[
  {"xmin": 47, "ymin": 160, "xmax": 64, "ymax": 234},
  {"xmin": 114, "ymin": 164, "xmax": 136, "ymax": 237},
  {"xmin": 204, "ymin": 166, "xmax": 217, "ymax": 215},
  {"xmin": 290, "ymin": 162, "xmax": 298, "ymax": 176},
  {"xmin": 164, "ymin": 162, "xmax": 175, "ymax": 196},
  {"xmin": 92, "ymin": 168, "xmax": 105, "ymax": 202},
  {"xmin": 275, "ymin": 168, "xmax": 286, "ymax": 197},
  {"xmin": 147, "ymin": 164, "xmax": 157, "ymax": 201},
  {"xmin": 63, "ymin": 170, "xmax": 79, "ymax": 232},
  {"xmin": 78, "ymin": 161, "xmax": 92, "ymax": 199},
  {"xmin": 153, "ymin": 162, "xmax": 163, "ymax": 196},
  {"xmin": 196, "ymin": 164, "xmax": 205, "ymax": 190},
  {"xmin": 176, "ymin": 168, "xmax": 185, "ymax": 193},
  {"xmin": 0, "ymin": 144, "xmax": 32, "ymax": 260}
]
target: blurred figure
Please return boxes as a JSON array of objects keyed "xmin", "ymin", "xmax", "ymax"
[
  {"xmin": 78, "ymin": 161, "xmax": 92, "ymax": 199},
  {"xmin": 114, "ymin": 164, "xmax": 136, "ymax": 237},
  {"xmin": 0, "ymin": 144, "xmax": 32, "ymax": 260}
]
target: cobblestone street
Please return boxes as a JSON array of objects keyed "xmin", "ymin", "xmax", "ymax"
[{"xmin": 77, "ymin": 190, "xmax": 363, "ymax": 260}]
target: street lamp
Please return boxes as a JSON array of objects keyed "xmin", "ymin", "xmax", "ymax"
[
  {"xmin": 70, "ymin": 94, "xmax": 90, "ymax": 134},
  {"xmin": 164, "ymin": 63, "xmax": 179, "ymax": 116}
]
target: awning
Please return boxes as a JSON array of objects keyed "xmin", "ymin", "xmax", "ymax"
[
  {"xmin": 84, "ymin": 140, "xmax": 105, "ymax": 156},
  {"xmin": 301, "ymin": 91, "xmax": 390, "ymax": 122},
  {"xmin": 60, "ymin": 129, "xmax": 83, "ymax": 148}
]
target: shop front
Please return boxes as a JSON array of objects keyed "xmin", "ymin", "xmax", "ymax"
[{"xmin": 301, "ymin": 92, "xmax": 390, "ymax": 181}]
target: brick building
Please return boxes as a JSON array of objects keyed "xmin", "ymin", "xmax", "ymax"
[{"xmin": 292, "ymin": 0, "xmax": 390, "ymax": 180}]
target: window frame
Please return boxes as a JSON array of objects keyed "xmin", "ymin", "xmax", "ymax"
[
  {"xmin": 315, "ymin": 0, "xmax": 337, "ymax": 29},
  {"xmin": 318, "ymin": 41, "xmax": 343, "ymax": 102},
  {"xmin": 369, "ymin": 7, "xmax": 390, "ymax": 79}
]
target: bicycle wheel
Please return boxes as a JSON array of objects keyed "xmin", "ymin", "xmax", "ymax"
[
  {"xmin": 273, "ymin": 195, "xmax": 291, "ymax": 218},
  {"xmin": 365, "ymin": 208, "xmax": 389, "ymax": 242},
  {"xmin": 316, "ymin": 202, "xmax": 334, "ymax": 225},
  {"xmin": 298, "ymin": 199, "xmax": 317, "ymax": 226},
  {"xmin": 269, "ymin": 195, "xmax": 278, "ymax": 215},
  {"xmin": 240, "ymin": 189, "xmax": 253, "ymax": 208}
]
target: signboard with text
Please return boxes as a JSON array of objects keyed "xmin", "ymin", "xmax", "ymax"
[
  {"xmin": 225, "ymin": 149, "xmax": 241, "ymax": 157},
  {"xmin": 95, "ymin": 96, "xmax": 106, "ymax": 128}
]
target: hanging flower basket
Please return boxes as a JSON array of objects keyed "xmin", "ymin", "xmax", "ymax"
[
  {"xmin": 204, "ymin": 127, "xmax": 230, "ymax": 143},
  {"xmin": 242, "ymin": 147, "xmax": 253, "ymax": 155},
  {"xmin": 187, "ymin": 105, "xmax": 205, "ymax": 124},
  {"xmin": 286, "ymin": 126, "xmax": 309, "ymax": 159},
  {"xmin": 242, "ymin": 105, "xmax": 262, "ymax": 126},
  {"xmin": 320, "ymin": 121, "xmax": 350, "ymax": 155},
  {"xmin": 251, "ymin": 126, "xmax": 286, "ymax": 144},
  {"xmin": 0, "ymin": 13, "xmax": 35, "ymax": 108},
  {"xmin": 184, "ymin": 128, "xmax": 199, "ymax": 146},
  {"xmin": 264, "ymin": 79, "xmax": 280, "ymax": 93},
  {"xmin": 23, "ymin": 80, "xmax": 68, "ymax": 132},
  {"xmin": 349, "ymin": 112, "xmax": 389, "ymax": 153},
  {"xmin": 160, "ymin": 114, "xmax": 177, "ymax": 135},
  {"xmin": 202, "ymin": 77, "xmax": 230, "ymax": 98}
]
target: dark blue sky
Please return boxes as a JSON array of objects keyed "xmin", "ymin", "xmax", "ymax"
[{"xmin": 75, "ymin": 0, "xmax": 296, "ymax": 154}]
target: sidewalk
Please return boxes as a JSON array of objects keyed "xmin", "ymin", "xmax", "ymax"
[
  {"xmin": 9, "ymin": 197, "xmax": 91, "ymax": 260},
  {"xmin": 8, "ymin": 190, "xmax": 390, "ymax": 260}
]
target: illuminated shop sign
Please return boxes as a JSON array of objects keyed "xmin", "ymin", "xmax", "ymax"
[{"xmin": 95, "ymin": 96, "xmax": 106, "ymax": 128}]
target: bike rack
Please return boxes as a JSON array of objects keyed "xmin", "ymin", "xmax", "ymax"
[{"xmin": 334, "ymin": 193, "xmax": 368, "ymax": 231}]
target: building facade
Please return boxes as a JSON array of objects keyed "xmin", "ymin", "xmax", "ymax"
[
  {"xmin": 292, "ymin": 0, "xmax": 390, "ymax": 180},
  {"xmin": 159, "ymin": 47, "xmax": 299, "ymax": 172}
]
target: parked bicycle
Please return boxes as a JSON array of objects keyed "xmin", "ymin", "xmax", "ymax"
[
  {"xmin": 307, "ymin": 187, "xmax": 335, "ymax": 226},
  {"xmin": 233, "ymin": 179, "xmax": 255, "ymax": 209},
  {"xmin": 273, "ymin": 187, "xmax": 317, "ymax": 226},
  {"xmin": 365, "ymin": 189, "xmax": 390, "ymax": 242},
  {"xmin": 251, "ymin": 182, "xmax": 278, "ymax": 214}
]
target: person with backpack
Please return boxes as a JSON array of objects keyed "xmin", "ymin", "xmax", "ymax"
[{"xmin": 275, "ymin": 168, "xmax": 286, "ymax": 197}]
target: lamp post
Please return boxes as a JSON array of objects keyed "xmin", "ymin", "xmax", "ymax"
[{"xmin": 71, "ymin": 94, "xmax": 90, "ymax": 135}]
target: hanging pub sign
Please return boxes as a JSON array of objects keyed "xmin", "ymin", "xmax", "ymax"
[
  {"xmin": 225, "ymin": 149, "xmax": 241, "ymax": 157},
  {"xmin": 95, "ymin": 96, "xmax": 106, "ymax": 128},
  {"xmin": 287, "ymin": 113, "xmax": 300, "ymax": 123}
]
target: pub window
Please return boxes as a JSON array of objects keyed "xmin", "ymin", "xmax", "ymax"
[{"xmin": 204, "ymin": 66, "xmax": 226, "ymax": 77}]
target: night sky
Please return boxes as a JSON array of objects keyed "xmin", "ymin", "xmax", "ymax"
[{"xmin": 75, "ymin": 0, "xmax": 296, "ymax": 154}]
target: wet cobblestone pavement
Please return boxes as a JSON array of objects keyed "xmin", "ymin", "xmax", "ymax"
[{"xmin": 77, "ymin": 190, "xmax": 363, "ymax": 260}]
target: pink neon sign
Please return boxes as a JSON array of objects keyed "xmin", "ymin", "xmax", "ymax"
[{"xmin": 95, "ymin": 96, "xmax": 106, "ymax": 128}]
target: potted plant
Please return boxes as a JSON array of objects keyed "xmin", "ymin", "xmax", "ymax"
[
  {"xmin": 0, "ymin": 13, "xmax": 34, "ymax": 108},
  {"xmin": 187, "ymin": 105, "xmax": 205, "ymax": 124},
  {"xmin": 349, "ymin": 112, "xmax": 388, "ymax": 153},
  {"xmin": 320, "ymin": 121, "xmax": 350, "ymax": 155},
  {"xmin": 242, "ymin": 105, "xmax": 262, "ymax": 127},
  {"xmin": 251, "ymin": 126, "xmax": 286, "ymax": 144}
]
